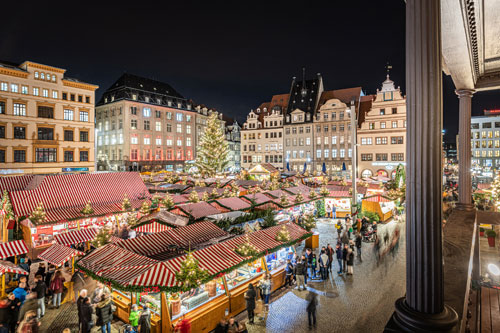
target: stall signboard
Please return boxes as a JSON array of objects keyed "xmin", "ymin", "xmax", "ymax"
[{"xmin": 325, "ymin": 198, "xmax": 351, "ymax": 212}]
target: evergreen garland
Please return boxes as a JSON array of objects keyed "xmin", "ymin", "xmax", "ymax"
[
  {"xmin": 1, "ymin": 191, "xmax": 13, "ymax": 220},
  {"xmin": 175, "ymin": 251, "xmax": 210, "ymax": 291},
  {"xmin": 195, "ymin": 112, "xmax": 229, "ymax": 177}
]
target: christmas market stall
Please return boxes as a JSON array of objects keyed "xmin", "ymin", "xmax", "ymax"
[
  {"xmin": 324, "ymin": 190, "xmax": 352, "ymax": 218},
  {"xmin": 240, "ymin": 193, "xmax": 273, "ymax": 210},
  {"xmin": 169, "ymin": 202, "xmax": 223, "ymax": 222},
  {"xmin": 132, "ymin": 210, "xmax": 189, "ymax": 234},
  {"xmin": 5, "ymin": 172, "xmax": 151, "ymax": 258},
  {"xmin": 210, "ymin": 197, "xmax": 252, "ymax": 213},
  {"xmin": 76, "ymin": 223, "xmax": 310, "ymax": 333},
  {"xmin": 0, "ymin": 260, "xmax": 28, "ymax": 297},
  {"xmin": 361, "ymin": 195, "xmax": 396, "ymax": 221}
]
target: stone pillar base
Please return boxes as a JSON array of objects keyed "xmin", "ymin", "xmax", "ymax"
[
  {"xmin": 454, "ymin": 203, "xmax": 475, "ymax": 211},
  {"xmin": 385, "ymin": 297, "xmax": 458, "ymax": 332}
]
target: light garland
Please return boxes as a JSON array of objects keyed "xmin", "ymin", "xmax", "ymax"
[
  {"xmin": 276, "ymin": 225, "xmax": 291, "ymax": 242},
  {"xmin": 235, "ymin": 235, "xmax": 259, "ymax": 257},
  {"xmin": 121, "ymin": 194, "xmax": 132, "ymax": 211}
]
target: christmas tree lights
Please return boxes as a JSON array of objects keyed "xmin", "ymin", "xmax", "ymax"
[
  {"xmin": 175, "ymin": 251, "xmax": 209, "ymax": 291},
  {"xmin": 195, "ymin": 112, "xmax": 229, "ymax": 177}
]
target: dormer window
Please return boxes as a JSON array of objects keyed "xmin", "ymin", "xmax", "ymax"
[
  {"xmin": 132, "ymin": 94, "xmax": 137, "ymax": 100},
  {"xmin": 306, "ymin": 114, "xmax": 310, "ymax": 121}
]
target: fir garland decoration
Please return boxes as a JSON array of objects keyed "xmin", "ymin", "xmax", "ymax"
[
  {"xmin": 1, "ymin": 191, "xmax": 13, "ymax": 220},
  {"xmin": 175, "ymin": 251, "xmax": 210, "ymax": 291},
  {"xmin": 235, "ymin": 235, "xmax": 259, "ymax": 257},
  {"xmin": 275, "ymin": 225, "xmax": 291, "ymax": 242},
  {"xmin": 122, "ymin": 194, "xmax": 132, "ymax": 211},
  {"xmin": 81, "ymin": 200, "xmax": 94, "ymax": 216},
  {"xmin": 29, "ymin": 202, "xmax": 47, "ymax": 224},
  {"xmin": 301, "ymin": 214, "xmax": 317, "ymax": 232}
]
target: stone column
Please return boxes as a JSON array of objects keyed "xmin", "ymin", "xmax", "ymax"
[
  {"xmin": 387, "ymin": 0, "xmax": 458, "ymax": 331},
  {"xmin": 456, "ymin": 89, "xmax": 475, "ymax": 210}
]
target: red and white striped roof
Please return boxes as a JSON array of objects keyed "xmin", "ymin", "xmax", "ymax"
[
  {"xmin": 8, "ymin": 172, "xmax": 150, "ymax": 224},
  {"xmin": 242, "ymin": 193, "xmax": 272, "ymax": 205},
  {"xmin": 38, "ymin": 243, "xmax": 84, "ymax": 267},
  {"xmin": 363, "ymin": 195, "xmax": 393, "ymax": 203},
  {"xmin": 176, "ymin": 202, "xmax": 223, "ymax": 220},
  {"xmin": 134, "ymin": 222, "xmax": 172, "ymax": 233},
  {"xmin": 0, "ymin": 260, "xmax": 28, "ymax": 275},
  {"xmin": 109, "ymin": 236, "xmax": 123, "ymax": 244},
  {"xmin": 55, "ymin": 228, "xmax": 98, "ymax": 246},
  {"xmin": 0, "ymin": 240, "xmax": 28, "ymax": 259}
]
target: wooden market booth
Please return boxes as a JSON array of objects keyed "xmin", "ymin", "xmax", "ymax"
[
  {"xmin": 76, "ymin": 222, "xmax": 310, "ymax": 333},
  {"xmin": 0, "ymin": 239, "xmax": 29, "ymax": 296},
  {"xmin": 361, "ymin": 195, "xmax": 396, "ymax": 221},
  {"xmin": 0, "ymin": 260, "xmax": 28, "ymax": 297}
]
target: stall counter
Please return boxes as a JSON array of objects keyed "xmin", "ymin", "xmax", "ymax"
[
  {"xmin": 171, "ymin": 294, "xmax": 229, "ymax": 333},
  {"xmin": 228, "ymin": 274, "xmax": 263, "ymax": 317}
]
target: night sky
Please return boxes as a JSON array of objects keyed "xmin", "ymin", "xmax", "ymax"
[{"xmin": 1, "ymin": 1, "xmax": 499, "ymax": 142}]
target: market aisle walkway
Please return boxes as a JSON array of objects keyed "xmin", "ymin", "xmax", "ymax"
[{"xmin": 238, "ymin": 219, "xmax": 406, "ymax": 333}]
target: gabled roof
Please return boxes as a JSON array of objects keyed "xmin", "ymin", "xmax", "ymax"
[{"xmin": 175, "ymin": 202, "xmax": 222, "ymax": 220}]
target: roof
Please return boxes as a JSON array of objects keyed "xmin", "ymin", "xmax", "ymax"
[
  {"xmin": 286, "ymin": 76, "xmax": 322, "ymax": 117},
  {"xmin": 242, "ymin": 193, "xmax": 273, "ymax": 205},
  {"xmin": 8, "ymin": 172, "xmax": 151, "ymax": 225},
  {"xmin": 38, "ymin": 243, "xmax": 84, "ymax": 266},
  {"xmin": 176, "ymin": 201, "xmax": 222, "ymax": 220},
  {"xmin": 0, "ymin": 260, "xmax": 28, "ymax": 275},
  {"xmin": 135, "ymin": 209, "xmax": 189, "ymax": 228},
  {"xmin": 318, "ymin": 87, "xmax": 362, "ymax": 106},
  {"xmin": 134, "ymin": 222, "xmax": 172, "ymax": 233},
  {"xmin": 0, "ymin": 240, "xmax": 28, "ymax": 259},
  {"xmin": 213, "ymin": 197, "xmax": 251, "ymax": 211},
  {"xmin": 363, "ymin": 195, "xmax": 393, "ymax": 203},
  {"xmin": 54, "ymin": 228, "xmax": 98, "ymax": 246}
]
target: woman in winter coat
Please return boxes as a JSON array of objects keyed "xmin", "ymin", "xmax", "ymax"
[
  {"xmin": 49, "ymin": 270, "xmax": 65, "ymax": 308},
  {"xmin": 80, "ymin": 297, "xmax": 94, "ymax": 333},
  {"xmin": 244, "ymin": 283, "xmax": 257, "ymax": 324},
  {"xmin": 346, "ymin": 248, "xmax": 355, "ymax": 275},
  {"xmin": 138, "ymin": 305, "xmax": 151, "ymax": 333},
  {"xmin": 17, "ymin": 310, "xmax": 39, "ymax": 333},
  {"xmin": 95, "ymin": 294, "xmax": 113, "ymax": 333}
]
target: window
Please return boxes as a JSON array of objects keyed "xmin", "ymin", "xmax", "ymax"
[
  {"xmin": 119, "ymin": 133, "xmax": 123, "ymax": 144},
  {"xmin": 306, "ymin": 137, "xmax": 311, "ymax": 146},
  {"xmin": 42, "ymin": 89, "xmax": 48, "ymax": 97},
  {"xmin": 131, "ymin": 107, "xmax": 137, "ymax": 115},
  {"xmin": 361, "ymin": 154, "xmax": 373, "ymax": 161},
  {"xmin": 52, "ymin": 91, "xmax": 58, "ymax": 99},
  {"xmin": 38, "ymin": 106, "xmax": 54, "ymax": 118},
  {"xmin": 324, "ymin": 136, "xmax": 328, "ymax": 144},
  {"xmin": 177, "ymin": 138, "xmax": 182, "ymax": 146},
  {"xmin": 166, "ymin": 124, "xmax": 172, "ymax": 132},
  {"xmin": 340, "ymin": 149, "xmax": 345, "ymax": 158},
  {"xmin": 14, "ymin": 150, "xmax": 26, "ymax": 163},
  {"xmin": 155, "ymin": 110, "xmax": 161, "ymax": 118},
  {"xmin": 381, "ymin": 137, "xmax": 388, "ymax": 144},
  {"xmin": 14, "ymin": 127, "xmax": 26, "ymax": 139},
  {"xmin": 324, "ymin": 149, "xmax": 329, "ymax": 158},
  {"xmin": 316, "ymin": 125, "xmax": 321, "ymax": 133},
  {"xmin": 64, "ymin": 130, "xmax": 74, "ymax": 141},
  {"xmin": 332, "ymin": 149, "xmax": 337, "ymax": 158},
  {"xmin": 144, "ymin": 120, "xmax": 150, "ymax": 130},
  {"xmin": 80, "ymin": 131, "xmax": 89, "ymax": 142},
  {"xmin": 483, "ymin": 122, "xmax": 492, "ymax": 129},
  {"xmin": 380, "ymin": 122, "xmax": 386, "ymax": 129},
  {"xmin": 21, "ymin": 86, "xmax": 28, "ymax": 94},
  {"xmin": 392, "ymin": 108, "xmax": 397, "ymax": 114},
  {"xmin": 80, "ymin": 151, "xmax": 88, "ymax": 162},
  {"xmin": 34, "ymin": 71, "xmax": 39, "ymax": 79},
  {"xmin": 143, "ymin": 108, "xmax": 151, "ymax": 117},
  {"xmin": 131, "ymin": 119, "xmax": 137, "ymax": 129},
  {"xmin": 166, "ymin": 112, "xmax": 172, "ymax": 120},
  {"xmin": 339, "ymin": 112, "xmax": 344, "ymax": 120},
  {"xmin": 35, "ymin": 148, "xmax": 57, "ymax": 162},
  {"xmin": 144, "ymin": 137, "xmax": 151, "ymax": 145},
  {"xmin": 119, "ymin": 119, "xmax": 123, "ymax": 129},
  {"xmin": 369, "ymin": 122, "xmax": 375, "ymax": 130},
  {"xmin": 130, "ymin": 149, "xmax": 138, "ymax": 160},
  {"xmin": 61, "ymin": 92, "xmax": 67, "ymax": 100},
  {"xmin": 316, "ymin": 150, "xmax": 322, "ymax": 158},
  {"xmin": 391, "ymin": 153, "xmax": 404, "ymax": 161},
  {"xmin": 186, "ymin": 137, "xmax": 191, "ymax": 146},
  {"xmin": 64, "ymin": 151, "xmax": 74, "ymax": 162},
  {"xmin": 0, "ymin": 83, "xmax": 7, "ymax": 91},
  {"xmin": 380, "ymin": 109, "xmax": 385, "ymax": 115},
  {"xmin": 13, "ymin": 103, "xmax": 26, "ymax": 116},
  {"xmin": 376, "ymin": 153, "xmax": 388, "ymax": 161},
  {"xmin": 156, "ymin": 137, "xmax": 162, "ymax": 145},
  {"xmin": 0, "ymin": 126, "xmax": 4, "ymax": 138},
  {"xmin": 79, "ymin": 111, "xmax": 89, "ymax": 122},
  {"xmin": 332, "ymin": 136, "xmax": 337, "ymax": 145},
  {"xmin": 391, "ymin": 136, "xmax": 404, "ymax": 144},
  {"xmin": 71, "ymin": 94, "xmax": 76, "ymax": 101},
  {"xmin": 186, "ymin": 115, "xmax": 191, "ymax": 122},
  {"xmin": 176, "ymin": 113, "xmax": 183, "ymax": 121},
  {"xmin": 186, "ymin": 125, "xmax": 191, "ymax": 134},
  {"xmin": 11, "ymin": 84, "xmax": 18, "ymax": 93},
  {"xmin": 40, "ymin": 73, "xmax": 45, "ymax": 80},
  {"xmin": 166, "ymin": 139, "xmax": 173, "ymax": 146},
  {"xmin": 0, "ymin": 101, "xmax": 4, "ymax": 114},
  {"xmin": 131, "ymin": 136, "xmax": 138, "ymax": 144},
  {"xmin": 64, "ymin": 109, "xmax": 74, "ymax": 120},
  {"xmin": 316, "ymin": 137, "xmax": 321, "ymax": 145},
  {"xmin": 38, "ymin": 127, "xmax": 54, "ymax": 140},
  {"xmin": 340, "ymin": 124, "xmax": 344, "ymax": 132},
  {"xmin": 85, "ymin": 96, "xmax": 90, "ymax": 103},
  {"xmin": 177, "ymin": 124, "xmax": 182, "ymax": 133},
  {"xmin": 0, "ymin": 150, "xmax": 4, "ymax": 163},
  {"xmin": 155, "ymin": 121, "xmax": 161, "ymax": 131},
  {"xmin": 348, "ymin": 149, "xmax": 352, "ymax": 157},
  {"xmin": 392, "ymin": 121, "xmax": 397, "ymax": 128}
]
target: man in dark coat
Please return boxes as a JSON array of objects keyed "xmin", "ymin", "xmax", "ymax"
[
  {"xmin": 80, "ymin": 297, "xmax": 93, "ymax": 333},
  {"xmin": 95, "ymin": 294, "xmax": 113, "ymax": 333},
  {"xmin": 306, "ymin": 291, "xmax": 317, "ymax": 328},
  {"xmin": 244, "ymin": 284, "xmax": 257, "ymax": 324},
  {"xmin": 32, "ymin": 275, "xmax": 46, "ymax": 319},
  {"xmin": 77, "ymin": 289, "xmax": 88, "ymax": 332}
]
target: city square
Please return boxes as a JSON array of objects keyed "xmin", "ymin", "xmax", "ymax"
[{"xmin": 0, "ymin": 1, "xmax": 500, "ymax": 333}]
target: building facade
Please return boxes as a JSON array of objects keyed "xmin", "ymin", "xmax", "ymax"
[
  {"xmin": 96, "ymin": 74, "xmax": 197, "ymax": 172},
  {"xmin": 471, "ymin": 110, "xmax": 500, "ymax": 168},
  {"xmin": 225, "ymin": 120, "xmax": 241, "ymax": 172},
  {"xmin": 0, "ymin": 60, "xmax": 98, "ymax": 175},
  {"xmin": 357, "ymin": 75, "xmax": 407, "ymax": 178},
  {"xmin": 241, "ymin": 94, "xmax": 287, "ymax": 170}
]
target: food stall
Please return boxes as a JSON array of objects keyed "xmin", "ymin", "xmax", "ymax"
[
  {"xmin": 0, "ymin": 260, "xmax": 28, "ymax": 297},
  {"xmin": 265, "ymin": 246, "xmax": 295, "ymax": 292},
  {"xmin": 325, "ymin": 194, "xmax": 351, "ymax": 218},
  {"xmin": 362, "ymin": 195, "xmax": 396, "ymax": 221}
]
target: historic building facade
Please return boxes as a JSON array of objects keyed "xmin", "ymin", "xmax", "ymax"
[
  {"xmin": 471, "ymin": 110, "xmax": 500, "ymax": 168},
  {"xmin": 225, "ymin": 120, "xmax": 241, "ymax": 172},
  {"xmin": 96, "ymin": 74, "xmax": 197, "ymax": 172},
  {"xmin": 357, "ymin": 75, "xmax": 407, "ymax": 178},
  {"xmin": 0, "ymin": 60, "xmax": 98, "ymax": 175},
  {"xmin": 241, "ymin": 94, "xmax": 287, "ymax": 170}
]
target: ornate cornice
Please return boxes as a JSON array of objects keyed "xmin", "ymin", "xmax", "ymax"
[
  {"xmin": 0, "ymin": 68, "xmax": 28, "ymax": 79},
  {"xmin": 62, "ymin": 79, "xmax": 99, "ymax": 91}
]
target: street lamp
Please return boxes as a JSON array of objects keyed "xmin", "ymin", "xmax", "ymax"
[{"xmin": 346, "ymin": 99, "xmax": 357, "ymax": 215}]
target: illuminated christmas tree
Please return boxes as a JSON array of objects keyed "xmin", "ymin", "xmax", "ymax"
[
  {"xmin": 223, "ymin": 188, "xmax": 231, "ymax": 198},
  {"xmin": 189, "ymin": 191, "xmax": 200, "ymax": 203},
  {"xmin": 201, "ymin": 192, "xmax": 210, "ymax": 202},
  {"xmin": 235, "ymin": 235, "xmax": 259, "ymax": 257},
  {"xmin": 139, "ymin": 201, "xmax": 151, "ymax": 215},
  {"xmin": 162, "ymin": 193, "xmax": 175, "ymax": 209},
  {"xmin": 81, "ymin": 200, "xmax": 94, "ymax": 216},
  {"xmin": 195, "ymin": 112, "xmax": 229, "ymax": 177},
  {"xmin": 121, "ymin": 194, "xmax": 132, "ymax": 211},
  {"xmin": 279, "ymin": 193, "xmax": 290, "ymax": 206},
  {"xmin": 29, "ymin": 202, "xmax": 47, "ymax": 224},
  {"xmin": 301, "ymin": 214, "xmax": 317, "ymax": 231},
  {"xmin": 276, "ymin": 225, "xmax": 291, "ymax": 242},
  {"xmin": 126, "ymin": 213, "xmax": 139, "ymax": 227},
  {"xmin": 295, "ymin": 191, "xmax": 304, "ymax": 203},
  {"xmin": 210, "ymin": 188, "xmax": 219, "ymax": 199},
  {"xmin": 320, "ymin": 186, "xmax": 330, "ymax": 196},
  {"xmin": 1, "ymin": 191, "xmax": 13, "ymax": 220},
  {"xmin": 308, "ymin": 189, "xmax": 317, "ymax": 199},
  {"xmin": 175, "ymin": 251, "xmax": 210, "ymax": 291},
  {"xmin": 92, "ymin": 226, "xmax": 111, "ymax": 248}
]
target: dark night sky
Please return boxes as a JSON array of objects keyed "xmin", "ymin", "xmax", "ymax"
[{"xmin": 1, "ymin": 1, "xmax": 499, "ymax": 142}]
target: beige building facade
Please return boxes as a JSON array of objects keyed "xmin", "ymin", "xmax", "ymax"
[
  {"xmin": 357, "ymin": 75, "xmax": 406, "ymax": 178},
  {"xmin": 0, "ymin": 61, "xmax": 98, "ymax": 175}
]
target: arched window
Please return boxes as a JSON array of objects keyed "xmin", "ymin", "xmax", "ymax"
[
  {"xmin": 377, "ymin": 169, "xmax": 388, "ymax": 177},
  {"xmin": 361, "ymin": 169, "xmax": 373, "ymax": 178}
]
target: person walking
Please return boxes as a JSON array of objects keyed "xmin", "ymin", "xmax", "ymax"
[
  {"xmin": 17, "ymin": 310, "xmax": 39, "ymax": 333},
  {"xmin": 301, "ymin": 255, "xmax": 309, "ymax": 284},
  {"xmin": 341, "ymin": 230, "xmax": 349, "ymax": 246},
  {"xmin": 7, "ymin": 293, "xmax": 21, "ymax": 333},
  {"xmin": 137, "ymin": 305, "xmax": 151, "ymax": 333},
  {"xmin": 49, "ymin": 270, "xmax": 65, "ymax": 309},
  {"xmin": 355, "ymin": 233, "xmax": 362, "ymax": 258},
  {"xmin": 95, "ymin": 294, "xmax": 113, "ymax": 333},
  {"xmin": 129, "ymin": 304, "xmax": 140, "ymax": 332},
  {"xmin": 13, "ymin": 283, "xmax": 27, "ymax": 305},
  {"xmin": 80, "ymin": 297, "xmax": 93, "ymax": 333},
  {"xmin": 77, "ymin": 289, "xmax": 88, "ymax": 332},
  {"xmin": 346, "ymin": 217, "xmax": 353, "ymax": 239},
  {"xmin": 326, "ymin": 244, "xmax": 334, "ymax": 273},
  {"xmin": 311, "ymin": 254, "xmax": 317, "ymax": 279},
  {"xmin": 32, "ymin": 275, "xmax": 46, "ymax": 319},
  {"xmin": 306, "ymin": 291, "xmax": 317, "ymax": 329},
  {"xmin": 342, "ymin": 244, "xmax": 348, "ymax": 273},
  {"xmin": 332, "ymin": 205, "xmax": 337, "ymax": 220},
  {"xmin": 285, "ymin": 259, "xmax": 294, "ymax": 287},
  {"xmin": 336, "ymin": 221, "xmax": 342, "ymax": 240},
  {"xmin": 335, "ymin": 244, "xmax": 343, "ymax": 274},
  {"xmin": 346, "ymin": 248, "xmax": 354, "ymax": 275},
  {"xmin": 259, "ymin": 274, "xmax": 271, "ymax": 307},
  {"xmin": 244, "ymin": 284, "xmax": 256, "ymax": 324},
  {"xmin": 294, "ymin": 258, "xmax": 306, "ymax": 290},
  {"xmin": 17, "ymin": 293, "xmax": 38, "ymax": 328}
]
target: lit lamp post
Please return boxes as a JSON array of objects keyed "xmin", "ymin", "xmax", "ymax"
[{"xmin": 347, "ymin": 100, "xmax": 357, "ymax": 215}]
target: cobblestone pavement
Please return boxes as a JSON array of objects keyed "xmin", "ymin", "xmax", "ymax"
[{"xmin": 235, "ymin": 218, "xmax": 406, "ymax": 333}]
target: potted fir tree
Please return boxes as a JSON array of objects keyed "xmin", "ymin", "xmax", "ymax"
[
  {"xmin": 480, "ymin": 227, "xmax": 485, "ymax": 237},
  {"xmin": 486, "ymin": 229, "xmax": 496, "ymax": 248}
]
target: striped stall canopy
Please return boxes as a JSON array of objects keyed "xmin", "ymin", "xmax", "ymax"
[
  {"xmin": 131, "ymin": 262, "xmax": 177, "ymax": 286},
  {"xmin": 172, "ymin": 221, "xmax": 227, "ymax": 247},
  {"xmin": 77, "ymin": 244, "xmax": 157, "ymax": 272},
  {"xmin": 264, "ymin": 190, "xmax": 289, "ymax": 199},
  {"xmin": 0, "ymin": 260, "xmax": 28, "ymax": 275},
  {"xmin": 9, "ymin": 172, "xmax": 150, "ymax": 224},
  {"xmin": 109, "ymin": 236, "xmax": 124, "ymax": 244},
  {"xmin": 55, "ymin": 228, "xmax": 98, "ymax": 246},
  {"xmin": 0, "ymin": 175, "xmax": 35, "ymax": 195},
  {"xmin": 134, "ymin": 222, "xmax": 172, "ymax": 233},
  {"xmin": 38, "ymin": 243, "xmax": 84, "ymax": 267},
  {"xmin": 213, "ymin": 197, "xmax": 251, "ymax": 211},
  {"xmin": 364, "ymin": 195, "xmax": 393, "ymax": 203},
  {"xmin": 116, "ymin": 231, "xmax": 184, "ymax": 257},
  {"xmin": 283, "ymin": 185, "xmax": 312, "ymax": 195},
  {"xmin": 0, "ymin": 240, "xmax": 28, "ymax": 259},
  {"xmin": 97, "ymin": 264, "xmax": 162, "ymax": 285}
]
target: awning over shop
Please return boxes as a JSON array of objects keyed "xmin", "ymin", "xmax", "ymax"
[
  {"xmin": 135, "ymin": 210, "xmax": 189, "ymax": 229},
  {"xmin": 363, "ymin": 195, "xmax": 393, "ymax": 202},
  {"xmin": 213, "ymin": 197, "xmax": 251, "ymax": 211},
  {"xmin": 175, "ymin": 202, "xmax": 222, "ymax": 220},
  {"xmin": 38, "ymin": 243, "xmax": 84, "ymax": 267},
  {"xmin": 0, "ymin": 260, "xmax": 28, "ymax": 275},
  {"xmin": 55, "ymin": 228, "xmax": 98, "ymax": 246},
  {"xmin": 0, "ymin": 240, "xmax": 28, "ymax": 259}
]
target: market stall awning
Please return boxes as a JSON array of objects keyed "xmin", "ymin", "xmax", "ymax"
[
  {"xmin": 0, "ymin": 240, "xmax": 28, "ymax": 259},
  {"xmin": 175, "ymin": 202, "xmax": 223, "ymax": 220},
  {"xmin": 363, "ymin": 195, "xmax": 393, "ymax": 202},
  {"xmin": 55, "ymin": 228, "xmax": 98, "ymax": 246},
  {"xmin": 38, "ymin": 243, "xmax": 84, "ymax": 267},
  {"xmin": 213, "ymin": 197, "xmax": 251, "ymax": 211},
  {"xmin": 109, "ymin": 236, "xmax": 123, "ymax": 244},
  {"xmin": 0, "ymin": 260, "xmax": 28, "ymax": 275},
  {"xmin": 242, "ymin": 193, "xmax": 273, "ymax": 205},
  {"xmin": 135, "ymin": 210, "xmax": 189, "ymax": 228},
  {"xmin": 134, "ymin": 222, "xmax": 172, "ymax": 233}
]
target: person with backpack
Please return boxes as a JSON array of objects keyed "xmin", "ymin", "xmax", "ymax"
[
  {"xmin": 96, "ymin": 294, "xmax": 113, "ymax": 333},
  {"xmin": 49, "ymin": 270, "xmax": 65, "ymax": 309}
]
